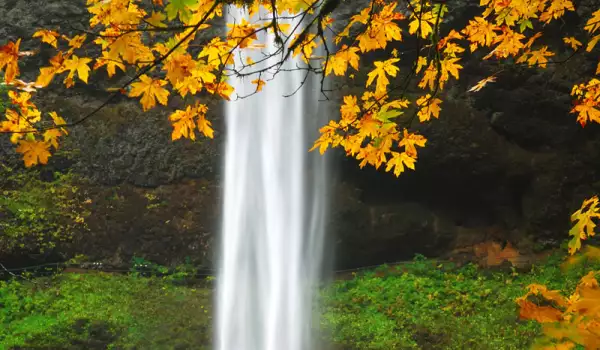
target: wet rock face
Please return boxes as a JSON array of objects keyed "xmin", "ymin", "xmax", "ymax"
[
  {"xmin": 2, "ymin": 0, "xmax": 600, "ymax": 269},
  {"xmin": 0, "ymin": 0, "xmax": 226, "ymax": 267}
]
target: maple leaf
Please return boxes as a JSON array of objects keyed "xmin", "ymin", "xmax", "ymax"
[
  {"xmin": 385, "ymin": 151, "xmax": 416, "ymax": 177},
  {"xmin": 517, "ymin": 299, "xmax": 563, "ymax": 323},
  {"xmin": 49, "ymin": 111, "xmax": 68, "ymax": 134},
  {"xmin": 416, "ymin": 95, "xmax": 442, "ymax": 122},
  {"xmin": 310, "ymin": 121, "xmax": 341, "ymax": 155},
  {"xmin": 418, "ymin": 64, "xmax": 438, "ymax": 91},
  {"xmin": 146, "ymin": 11, "xmax": 167, "ymax": 28},
  {"xmin": 292, "ymin": 33, "xmax": 318, "ymax": 64},
  {"xmin": 399, "ymin": 129, "xmax": 427, "ymax": 157},
  {"xmin": 462, "ymin": 17, "xmax": 498, "ymax": 51},
  {"xmin": 340, "ymin": 95, "xmax": 360, "ymax": 122},
  {"xmin": 366, "ymin": 58, "xmax": 400, "ymax": 93},
  {"xmin": 129, "ymin": 75, "xmax": 170, "ymax": 111},
  {"xmin": 251, "ymin": 79, "xmax": 266, "ymax": 92},
  {"xmin": 170, "ymin": 106, "xmax": 197, "ymax": 141},
  {"xmin": 540, "ymin": 0, "xmax": 575, "ymax": 23},
  {"xmin": 36, "ymin": 67, "xmax": 58, "ymax": 88},
  {"xmin": 33, "ymin": 30, "xmax": 60, "ymax": 48},
  {"xmin": 441, "ymin": 57, "xmax": 462, "ymax": 81},
  {"xmin": 357, "ymin": 114, "xmax": 381, "ymax": 139},
  {"xmin": 325, "ymin": 45, "xmax": 360, "ymax": 76},
  {"xmin": 573, "ymin": 102, "xmax": 600, "ymax": 126},
  {"xmin": 564, "ymin": 37, "xmax": 583, "ymax": 50},
  {"xmin": 62, "ymin": 55, "xmax": 92, "ymax": 85},
  {"xmin": 568, "ymin": 196, "xmax": 600, "ymax": 255},
  {"xmin": 93, "ymin": 51, "xmax": 126, "ymax": 78},
  {"xmin": 585, "ymin": 9, "xmax": 600, "ymax": 34},
  {"xmin": 16, "ymin": 140, "xmax": 51, "ymax": 167},
  {"xmin": 587, "ymin": 34, "xmax": 600, "ymax": 52},
  {"xmin": 415, "ymin": 56, "xmax": 428, "ymax": 74},
  {"xmin": 165, "ymin": 0, "xmax": 196, "ymax": 21},
  {"xmin": 170, "ymin": 103, "xmax": 212, "ymax": 140},
  {"xmin": 44, "ymin": 129, "xmax": 63, "ymax": 149},
  {"xmin": 469, "ymin": 76, "xmax": 497, "ymax": 92},
  {"xmin": 197, "ymin": 113, "xmax": 214, "ymax": 139},
  {"xmin": 0, "ymin": 39, "xmax": 21, "ymax": 83},
  {"xmin": 67, "ymin": 34, "xmax": 87, "ymax": 50},
  {"xmin": 227, "ymin": 18, "xmax": 260, "ymax": 49},
  {"xmin": 527, "ymin": 46, "xmax": 554, "ymax": 68}
]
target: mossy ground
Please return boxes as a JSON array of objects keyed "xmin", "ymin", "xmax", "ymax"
[
  {"xmin": 320, "ymin": 253, "xmax": 599, "ymax": 349},
  {"xmin": 0, "ymin": 273, "xmax": 212, "ymax": 349},
  {"xmin": 1, "ymin": 252, "xmax": 598, "ymax": 349}
]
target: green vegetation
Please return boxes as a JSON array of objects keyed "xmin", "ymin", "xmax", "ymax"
[
  {"xmin": 0, "ymin": 166, "xmax": 89, "ymax": 253},
  {"xmin": 0, "ymin": 273, "xmax": 212, "ymax": 349},
  {"xmin": 320, "ymin": 253, "xmax": 600, "ymax": 350},
  {"xmin": 1, "ymin": 253, "xmax": 599, "ymax": 349}
]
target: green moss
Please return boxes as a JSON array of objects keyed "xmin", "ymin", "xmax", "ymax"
[
  {"xmin": 0, "ymin": 165, "xmax": 89, "ymax": 253},
  {"xmin": 0, "ymin": 273, "xmax": 212, "ymax": 349},
  {"xmin": 3, "ymin": 252, "xmax": 598, "ymax": 349},
  {"xmin": 320, "ymin": 253, "xmax": 600, "ymax": 349}
]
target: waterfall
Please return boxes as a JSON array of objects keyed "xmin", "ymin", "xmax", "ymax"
[{"xmin": 216, "ymin": 4, "xmax": 328, "ymax": 350}]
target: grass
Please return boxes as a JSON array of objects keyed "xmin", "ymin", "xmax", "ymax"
[
  {"xmin": 320, "ymin": 253, "xmax": 600, "ymax": 349},
  {"xmin": 1, "ymin": 251, "xmax": 598, "ymax": 349},
  {"xmin": 0, "ymin": 273, "xmax": 212, "ymax": 349}
]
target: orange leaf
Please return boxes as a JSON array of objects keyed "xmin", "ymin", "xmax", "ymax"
[{"xmin": 16, "ymin": 140, "xmax": 51, "ymax": 167}]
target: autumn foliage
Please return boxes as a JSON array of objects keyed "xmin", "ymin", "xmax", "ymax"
[
  {"xmin": 517, "ymin": 199, "xmax": 600, "ymax": 349},
  {"xmin": 0, "ymin": 0, "xmax": 595, "ymax": 175},
  {"xmin": 517, "ymin": 270, "xmax": 600, "ymax": 349}
]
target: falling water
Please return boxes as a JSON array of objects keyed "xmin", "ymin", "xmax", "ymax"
[{"xmin": 217, "ymin": 4, "xmax": 328, "ymax": 350}]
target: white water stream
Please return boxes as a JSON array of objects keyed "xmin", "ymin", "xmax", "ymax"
[{"xmin": 217, "ymin": 5, "xmax": 328, "ymax": 350}]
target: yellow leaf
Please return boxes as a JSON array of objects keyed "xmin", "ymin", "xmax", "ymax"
[
  {"xmin": 416, "ymin": 95, "xmax": 442, "ymax": 122},
  {"xmin": 49, "ymin": 111, "xmax": 68, "ymax": 134},
  {"xmin": 146, "ymin": 11, "xmax": 167, "ymax": 28},
  {"xmin": 527, "ymin": 46, "xmax": 554, "ymax": 68},
  {"xmin": 93, "ymin": 51, "xmax": 126, "ymax": 78},
  {"xmin": 584, "ymin": 9, "xmax": 600, "ymax": 34},
  {"xmin": 587, "ymin": 34, "xmax": 600, "ymax": 52},
  {"xmin": 67, "ymin": 34, "xmax": 87, "ymax": 49},
  {"xmin": 36, "ymin": 67, "xmax": 58, "ymax": 88},
  {"xmin": 16, "ymin": 140, "xmax": 51, "ymax": 167},
  {"xmin": 563, "ymin": 37, "xmax": 582, "ymax": 50},
  {"xmin": 129, "ymin": 74, "xmax": 170, "ymax": 111},
  {"xmin": 0, "ymin": 39, "xmax": 21, "ymax": 83},
  {"xmin": 441, "ymin": 57, "xmax": 462, "ymax": 80},
  {"xmin": 33, "ymin": 30, "xmax": 60, "ymax": 48},
  {"xmin": 408, "ymin": 12, "xmax": 434, "ymax": 39},
  {"xmin": 418, "ymin": 63, "xmax": 438, "ymax": 91},
  {"xmin": 399, "ymin": 129, "xmax": 427, "ymax": 157},
  {"xmin": 325, "ymin": 45, "xmax": 360, "ymax": 76},
  {"xmin": 251, "ymin": 79, "xmax": 266, "ymax": 92},
  {"xmin": 385, "ymin": 151, "xmax": 416, "ymax": 177},
  {"xmin": 44, "ymin": 129, "xmax": 63, "ymax": 149},
  {"xmin": 366, "ymin": 58, "xmax": 400, "ymax": 93},
  {"xmin": 415, "ymin": 56, "xmax": 427, "ymax": 74},
  {"xmin": 291, "ymin": 33, "xmax": 318, "ymax": 64},
  {"xmin": 62, "ymin": 55, "xmax": 92, "ymax": 84},
  {"xmin": 468, "ymin": 76, "xmax": 496, "ymax": 92},
  {"xmin": 169, "ymin": 103, "xmax": 212, "ymax": 140},
  {"xmin": 197, "ymin": 113, "xmax": 214, "ymax": 139},
  {"xmin": 461, "ymin": 17, "xmax": 498, "ymax": 51}
]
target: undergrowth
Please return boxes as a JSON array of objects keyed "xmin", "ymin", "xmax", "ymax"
[
  {"xmin": 320, "ymin": 253, "xmax": 600, "ymax": 350},
  {"xmin": 0, "ymin": 273, "xmax": 212, "ymax": 349},
  {"xmin": 2, "ymin": 252, "xmax": 599, "ymax": 349}
]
